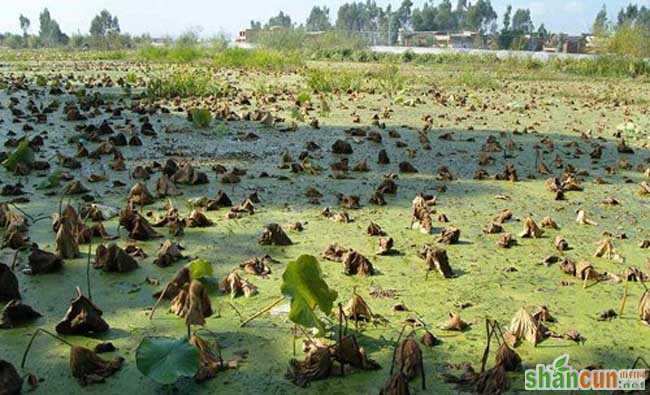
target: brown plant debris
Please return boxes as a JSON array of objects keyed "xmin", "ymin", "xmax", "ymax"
[
  {"xmin": 70, "ymin": 346, "xmax": 123, "ymax": 386},
  {"xmin": 240, "ymin": 255, "xmax": 275, "ymax": 276},
  {"xmin": 343, "ymin": 250, "xmax": 375, "ymax": 276},
  {"xmin": 507, "ymin": 308, "xmax": 546, "ymax": 346},
  {"xmin": 153, "ymin": 240, "xmax": 185, "ymax": 268},
  {"xmin": 419, "ymin": 245, "xmax": 454, "ymax": 278},
  {"xmin": 441, "ymin": 313, "xmax": 469, "ymax": 331},
  {"xmin": 94, "ymin": 244, "xmax": 139, "ymax": 273},
  {"xmin": 219, "ymin": 272, "xmax": 258, "ymax": 298},
  {"xmin": 438, "ymin": 227, "xmax": 460, "ymax": 245},
  {"xmin": 170, "ymin": 280, "xmax": 213, "ymax": 326},
  {"xmin": 0, "ymin": 263, "xmax": 21, "ymax": 302},
  {"xmin": 56, "ymin": 288, "xmax": 109, "ymax": 335},
  {"xmin": 0, "ymin": 300, "xmax": 42, "ymax": 329},
  {"xmin": 258, "ymin": 223, "xmax": 292, "ymax": 246},
  {"xmin": 0, "ymin": 359, "xmax": 23, "ymax": 394},
  {"xmin": 520, "ymin": 217, "xmax": 543, "ymax": 239}
]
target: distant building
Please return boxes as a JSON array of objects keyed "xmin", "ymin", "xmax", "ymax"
[{"xmin": 400, "ymin": 30, "xmax": 480, "ymax": 49}]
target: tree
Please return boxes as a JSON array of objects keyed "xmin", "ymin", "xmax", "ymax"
[
  {"xmin": 250, "ymin": 20, "xmax": 262, "ymax": 30},
  {"xmin": 465, "ymin": 0, "xmax": 497, "ymax": 33},
  {"xmin": 511, "ymin": 8, "xmax": 534, "ymax": 34},
  {"xmin": 395, "ymin": 0, "xmax": 414, "ymax": 29},
  {"xmin": 537, "ymin": 23, "xmax": 548, "ymax": 38},
  {"xmin": 90, "ymin": 10, "xmax": 120, "ymax": 37},
  {"xmin": 39, "ymin": 8, "xmax": 68, "ymax": 47},
  {"xmin": 19, "ymin": 14, "xmax": 30, "ymax": 37},
  {"xmin": 434, "ymin": 0, "xmax": 457, "ymax": 31},
  {"xmin": 412, "ymin": 1, "xmax": 438, "ymax": 31},
  {"xmin": 592, "ymin": 5, "xmax": 608, "ymax": 35},
  {"xmin": 306, "ymin": 6, "xmax": 332, "ymax": 31},
  {"xmin": 266, "ymin": 11, "xmax": 292, "ymax": 29},
  {"xmin": 502, "ymin": 5, "xmax": 512, "ymax": 31}
]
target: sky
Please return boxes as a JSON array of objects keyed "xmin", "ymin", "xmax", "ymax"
[{"xmin": 0, "ymin": 0, "xmax": 649, "ymax": 38}]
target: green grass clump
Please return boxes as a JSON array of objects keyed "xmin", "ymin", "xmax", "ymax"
[
  {"xmin": 146, "ymin": 72, "xmax": 226, "ymax": 99},
  {"xmin": 137, "ymin": 45, "xmax": 206, "ymax": 63},
  {"xmin": 189, "ymin": 108, "xmax": 212, "ymax": 128},
  {"xmin": 213, "ymin": 48, "xmax": 303, "ymax": 71},
  {"xmin": 304, "ymin": 68, "xmax": 364, "ymax": 93}
]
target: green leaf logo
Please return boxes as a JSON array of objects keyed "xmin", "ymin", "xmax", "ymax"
[{"xmin": 553, "ymin": 354, "xmax": 570, "ymax": 374}]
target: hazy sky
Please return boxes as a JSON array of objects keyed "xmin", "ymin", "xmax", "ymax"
[{"xmin": 0, "ymin": 0, "xmax": 648, "ymax": 37}]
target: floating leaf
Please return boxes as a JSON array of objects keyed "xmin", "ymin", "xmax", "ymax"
[
  {"xmin": 186, "ymin": 259, "xmax": 213, "ymax": 280},
  {"xmin": 2, "ymin": 140, "xmax": 34, "ymax": 171},
  {"xmin": 135, "ymin": 337, "xmax": 199, "ymax": 385},
  {"xmin": 280, "ymin": 255, "xmax": 337, "ymax": 335}
]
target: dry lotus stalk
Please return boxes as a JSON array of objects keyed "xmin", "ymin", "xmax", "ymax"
[
  {"xmin": 0, "ymin": 263, "xmax": 20, "ymax": 302},
  {"xmin": 153, "ymin": 240, "xmax": 185, "ymax": 268},
  {"xmin": 258, "ymin": 223, "xmax": 292, "ymax": 246},
  {"xmin": 322, "ymin": 244, "xmax": 348, "ymax": 262},
  {"xmin": 508, "ymin": 308, "xmax": 545, "ymax": 346},
  {"xmin": 127, "ymin": 182, "xmax": 154, "ymax": 206},
  {"xmin": 576, "ymin": 210, "xmax": 597, "ymax": 226},
  {"xmin": 94, "ymin": 244, "xmax": 138, "ymax": 273},
  {"xmin": 520, "ymin": 217, "xmax": 543, "ymax": 238},
  {"xmin": 0, "ymin": 300, "xmax": 42, "ymax": 329},
  {"xmin": 56, "ymin": 288, "xmax": 109, "ymax": 335},
  {"xmin": 27, "ymin": 247, "xmax": 63, "ymax": 274},
  {"xmin": 441, "ymin": 313, "xmax": 468, "ymax": 331},
  {"xmin": 70, "ymin": 346, "xmax": 123, "ymax": 386},
  {"xmin": 219, "ymin": 272, "xmax": 258, "ymax": 298},
  {"xmin": 170, "ymin": 280, "xmax": 213, "ymax": 326},
  {"xmin": 421, "ymin": 246, "xmax": 454, "ymax": 278},
  {"xmin": 0, "ymin": 359, "xmax": 23, "ymax": 394},
  {"xmin": 343, "ymin": 250, "xmax": 375, "ymax": 276},
  {"xmin": 638, "ymin": 291, "xmax": 650, "ymax": 325}
]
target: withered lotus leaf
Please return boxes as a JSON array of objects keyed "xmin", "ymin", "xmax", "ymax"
[
  {"xmin": 367, "ymin": 221, "xmax": 386, "ymax": 236},
  {"xmin": 170, "ymin": 280, "xmax": 213, "ymax": 326},
  {"xmin": 437, "ymin": 227, "xmax": 460, "ymax": 245},
  {"xmin": 0, "ymin": 359, "xmax": 22, "ymax": 395},
  {"xmin": 153, "ymin": 240, "xmax": 185, "ymax": 268},
  {"xmin": 344, "ymin": 294, "xmax": 375, "ymax": 322},
  {"xmin": 322, "ymin": 244, "xmax": 348, "ymax": 262},
  {"xmin": 333, "ymin": 335, "xmax": 381, "ymax": 371},
  {"xmin": 258, "ymin": 223, "xmax": 292, "ymax": 246},
  {"xmin": 70, "ymin": 346, "xmax": 123, "ymax": 386},
  {"xmin": 494, "ymin": 343, "xmax": 521, "ymax": 372},
  {"xmin": 520, "ymin": 217, "xmax": 543, "ymax": 239},
  {"xmin": 286, "ymin": 346, "xmax": 333, "ymax": 387},
  {"xmin": 540, "ymin": 216, "xmax": 559, "ymax": 229},
  {"xmin": 395, "ymin": 337, "xmax": 424, "ymax": 382},
  {"xmin": 380, "ymin": 372, "xmax": 411, "ymax": 395},
  {"xmin": 219, "ymin": 272, "xmax": 258, "ymax": 298},
  {"xmin": 378, "ymin": 237, "xmax": 395, "ymax": 255},
  {"xmin": 343, "ymin": 250, "xmax": 375, "ymax": 276},
  {"xmin": 441, "ymin": 313, "xmax": 468, "ymax": 331},
  {"xmin": 56, "ymin": 289, "xmax": 109, "ymax": 335},
  {"xmin": 508, "ymin": 308, "xmax": 545, "ymax": 346},
  {"xmin": 420, "ymin": 330, "xmax": 440, "ymax": 347},
  {"xmin": 187, "ymin": 210, "xmax": 213, "ymax": 228},
  {"xmin": 421, "ymin": 246, "xmax": 454, "ymax": 278},
  {"xmin": 155, "ymin": 175, "xmax": 181, "ymax": 197},
  {"xmin": 153, "ymin": 267, "xmax": 190, "ymax": 300},
  {"xmin": 0, "ymin": 300, "xmax": 42, "ymax": 329},
  {"xmin": 127, "ymin": 182, "xmax": 155, "ymax": 206},
  {"xmin": 55, "ymin": 219, "xmax": 79, "ymax": 259},
  {"xmin": 190, "ymin": 335, "xmax": 224, "ymax": 383},
  {"xmin": 239, "ymin": 255, "xmax": 273, "ymax": 276},
  {"xmin": 474, "ymin": 364, "xmax": 508, "ymax": 394},
  {"xmin": 0, "ymin": 263, "xmax": 20, "ymax": 302},
  {"xmin": 497, "ymin": 233, "xmax": 516, "ymax": 249},
  {"xmin": 94, "ymin": 244, "xmax": 138, "ymax": 273}
]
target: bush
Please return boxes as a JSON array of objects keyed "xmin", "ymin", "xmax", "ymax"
[
  {"xmin": 213, "ymin": 48, "xmax": 303, "ymax": 71},
  {"xmin": 189, "ymin": 108, "xmax": 212, "ymax": 128},
  {"xmin": 146, "ymin": 72, "xmax": 223, "ymax": 98}
]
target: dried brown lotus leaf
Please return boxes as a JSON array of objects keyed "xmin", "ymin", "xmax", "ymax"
[
  {"xmin": 520, "ymin": 217, "xmax": 543, "ymax": 238},
  {"xmin": 639, "ymin": 291, "xmax": 650, "ymax": 325},
  {"xmin": 441, "ymin": 312, "xmax": 468, "ymax": 331},
  {"xmin": 187, "ymin": 210, "xmax": 213, "ymax": 228},
  {"xmin": 343, "ymin": 250, "xmax": 375, "ymax": 276},
  {"xmin": 367, "ymin": 221, "xmax": 386, "ymax": 236},
  {"xmin": 421, "ymin": 246, "xmax": 453, "ymax": 278},
  {"xmin": 153, "ymin": 240, "xmax": 185, "ymax": 267},
  {"xmin": 26, "ymin": 247, "xmax": 63, "ymax": 274},
  {"xmin": 576, "ymin": 209, "xmax": 597, "ymax": 225},
  {"xmin": 0, "ymin": 263, "xmax": 20, "ymax": 302},
  {"xmin": 154, "ymin": 267, "xmax": 190, "ymax": 300},
  {"xmin": 286, "ymin": 346, "xmax": 333, "ymax": 387},
  {"xmin": 239, "ymin": 256, "xmax": 273, "ymax": 276},
  {"xmin": 333, "ymin": 335, "xmax": 381, "ymax": 371},
  {"xmin": 494, "ymin": 343, "xmax": 521, "ymax": 372},
  {"xmin": 155, "ymin": 174, "xmax": 182, "ymax": 197},
  {"xmin": 540, "ymin": 216, "xmax": 558, "ymax": 229},
  {"xmin": 474, "ymin": 364, "xmax": 508, "ymax": 394},
  {"xmin": 94, "ymin": 244, "xmax": 138, "ymax": 273},
  {"xmin": 0, "ymin": 300, "xmax": 42, "ymax": 329},
  {"xmin": 508, "ymin": 308, "xmax": 545, "ymax": 346},
  {"xmin": 56, "ymin": 289, "xmax": 109, "ymax": 335},
  {"xmin": 394, "ymin": 337, "xmax": 423, "ymax": 381},
  {"xmin": 0, "ymin": 359, "xmax": 23, "ymax": 395},
  {"xmin": 322, "ymin": 244, "xmax": 348, "ymax": 262},
  {"xmin": 219, "ymin": 272, "xmax": 257, "ymax": 298},
  {"xmin": 175, "ymin": 281, "xmax": 213, "ymax": 326},
  {"xmin": 190, "ymin": 335, "xmax": 224, "ymax": 382},
  {"xmin": 378, "ymin": 237, "xmax": 395, "ymax": 255},
  {"xmin": 437, "ymin": 227, "xmax": 460, "ymax": 245},
  {"xmin": 554, "ymin": 235, "xmax": 569, "ymax": 251},
  {"xmin": 69, "ymin": 346, "xmax": 123, "ymax": 386},
  {"xmin": 493, "ymin": 209, "xmax": 512, "ymax": 224},
  {"xmin": 497, "ymin": 233, "xmax": 516, "ymax": 249},
  {"xmin": 258, "ymin": 223, "xmax": 292, "ymax": 246},
  {"xmin": 483, "ymin": 222, "xmax": 503, "ymax": 234},
  {"xmin": 128, "ymin": 182, "xmax": 155, "ymax": 206},
  {"xmin": 55, "ymin": 220, "xmax": 79, "ymax": 259}
]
